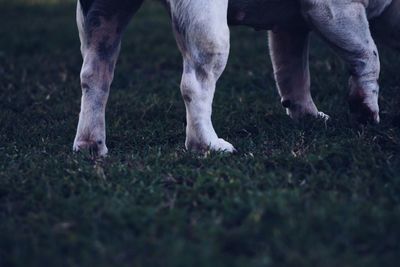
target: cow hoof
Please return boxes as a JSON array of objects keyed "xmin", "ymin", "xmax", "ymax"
[
  {"xmin": 73, "ymin": 140, "xmax": 108, "ymax": 157},
  {"xmin": 317, "ymin": 111, "xmax": 330, "ymax": 121},
  {"xmin": 186, "ymin": 138, "xmax": 236, "ymax": 153},
  {"xmin": 283, "ymin": 99, "xmax": 329, "ymax": 121},
  {"xmin": 209, "ymin": 138, "xmax": 236, "ymax": 153}
]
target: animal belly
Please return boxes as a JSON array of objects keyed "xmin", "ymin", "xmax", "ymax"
[{"xmin": 227, "ymin": 0, "xmax": 302, "ymax": 29}]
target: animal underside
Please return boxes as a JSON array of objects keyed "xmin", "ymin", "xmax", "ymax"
[{"xmin": 227, "ymin": 0, "xmax": 302, "ymax": 29}]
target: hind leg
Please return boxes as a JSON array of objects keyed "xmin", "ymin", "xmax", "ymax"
[
  {"xmin": 169, "ymin": 0, "xmax": 235, "ymax": 152},
  {"xmin": 269, "ymin": 24, "xmax": 329, "ymax": 121},
  {"xmin": 73, "ymin": 0, "xmax": 143, "ymax": 156},
  {"xmin": 302, "ymin": 0, "xmax": 380, "ymax": 123}
]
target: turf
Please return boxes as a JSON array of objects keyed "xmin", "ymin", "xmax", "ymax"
[{"xmin": 1, "ymin": 1, "xmax": 400, "ymax": 266}]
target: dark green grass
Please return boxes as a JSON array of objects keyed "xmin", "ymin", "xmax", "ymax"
[{"xmin": 1, "ymin": 1, "xmax": 400, "ymax": 266}]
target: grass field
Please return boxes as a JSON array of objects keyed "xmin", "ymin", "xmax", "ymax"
[{"xmin": 1, "ymin": 1, "xmax": 400, "ymax": 266}]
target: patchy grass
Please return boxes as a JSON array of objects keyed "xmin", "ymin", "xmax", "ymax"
[{"xmin": 1, "ymin": 1, "xmax": 400, "ymax": 266}]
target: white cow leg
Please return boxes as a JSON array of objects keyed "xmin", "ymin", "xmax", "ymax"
[
  {"xmin": 73, "ymin": 1, "xmax": 140, "ymax": 155},
  {"xmin": 302, "ymin": 0, "xmax": 380, "ymax": 123},
  {"xmin": 170, "ymin": 0, "xmax": 235, "ymax": 152}
]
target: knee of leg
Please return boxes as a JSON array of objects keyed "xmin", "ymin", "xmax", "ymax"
[
  {"xmin": 180, "ymin": 81, "xmax": 195, "ymax": 103},
  {"xmin": 193, "ymin": 35, "xmax": 230, "ymax": 79},
  {"xmin": 80, "ymin": 59, "xmax": 108, "ymax": 94},
  {"xmin": 80, "ymin": 51, "xmax": 115, "ymax": 91},
  {"xmin": 80, "ymin": 60, "xmax": 96, "ymax": 91}
]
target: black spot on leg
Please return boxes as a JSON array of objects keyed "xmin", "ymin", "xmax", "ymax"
[
  {"xmin": 193, "ymin": 51, "xmax": 222, "ymax": 83},
  {"xmin": 373, "ymin": 50, "xmax": 377, "ymax": 57},
  {"xmin": 97, "ymin": 35, "xmax": 120, "ymax": 61},
  {"xmin": 195, "ymin": 65, "xmax": 209, "ymax": 83},
  {"xmin": 182, "ymin": 94, "xmax": 192, "ymax": 103},
  {"xmin": 83, "ymin": 0, "xmax": 145, "ymax": 41},
  {"xmin": 81, "ymin": 82, "xmax": 90, "ymax": 93}
]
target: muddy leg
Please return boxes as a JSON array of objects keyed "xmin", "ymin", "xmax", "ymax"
[
  {"xmin": 302, "ymin": 0, "xmax": 380, "ymax": 123},
  {"xmin": 73, "ymin": 0, "xmax": 143, "ymax": 156}
]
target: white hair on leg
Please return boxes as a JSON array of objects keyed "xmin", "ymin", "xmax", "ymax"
[
  {"xmin": 169, "ymin": 0, "xmax": 235, "ymax": 152},
  {"xmin": 73, "ymin": 1, "xmax": 132, "ymax": 156}
]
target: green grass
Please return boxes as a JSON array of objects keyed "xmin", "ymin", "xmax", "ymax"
[{"xmin": 1, "ymin": 1, "xmax": 400, "ymax": 266}]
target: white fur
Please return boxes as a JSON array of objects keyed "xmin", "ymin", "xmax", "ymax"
[
  {"xmin": 169, "ymin": 0, "xmax": 235, "ymax": 152},
  {"xmin": 73, "ymin": 2, "xmax": 121, "ymax": 156}
]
